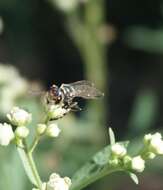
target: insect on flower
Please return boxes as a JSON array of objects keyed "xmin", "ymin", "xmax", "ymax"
[{"xmin": 45, "ymin": 80, "xmax": 104, "ymax": 119}]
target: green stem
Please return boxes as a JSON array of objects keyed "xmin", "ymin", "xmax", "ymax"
[
  {"xmin": 30, "ymin": 112, "xmax": 50, "ymax": 153},
  {"xmin": 70, "ymin": 166, "xmax": 122, "ymax": 190},
  {"xmin": 17, "ymin": 142, "xmax": 42, "ymax": 189},
  {"xmin": 29, "ymin": 136, "xmax": 41, "ymax": 153},
  {"xmin": 44, "ymin": 115, "xmax": 50, "ymax": 124},
  {"xmin": 66, "ymin": 0, "xmax": 107, "ymax": 124},
  {"xmin": 26, "ymin": 151, "xmax": 42, "ymax": 189}
]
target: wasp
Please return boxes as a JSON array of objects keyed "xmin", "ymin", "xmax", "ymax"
[{"xmin": 45, "ymin": 80, "xmax": 104, "ymax": 118}]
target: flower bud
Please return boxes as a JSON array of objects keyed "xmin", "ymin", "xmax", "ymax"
[
  {"xmin": 7, "ymin": 107, "xmax": 32, "ymax": 126},
  {"xmin": 46, "ymin": 173, "xmax": 71, "ymax": 190},
  {"xmin": 149, "ymin": 134, "xmax": 163, "ymax": 155},
  {"xmin": 144, "ymin": 132, "xmax": 163, "ymax": 155},
  {"xmin": 131, "ymin": 156, "xmax": 145, "ymax": 173},
  {"xmin": 64, "ymin": 177, "xmax": 72, "ymax": 187},
  {"xmin": 111, "ymin": 143, "xmax": 127, "ymax": 158},
  {"xmin": 0, "ymin": 123, "xmax": 15, "ymax": 146},
  {"xmin": 109, "ymin": 158, "xmax": 119, "ymax": 166},
  {"xmin": 15, "ymin": 126, "xmax": 29, "ymax": 139},
  {"xmin": 144, "ymin": 133, "xmax": 152, "ymax": 144},
  {"xmin": 144, "ymin": 152, "xmax": 156, "ymax": 160},
  {"xmin": 46, "ymin": 123, "xmax": 61, "ymax": 138},
  {"xmin": 37, "ymin": 124, "xmax": 47, "ymax": 135},
  {"xmin": 123, "ymin": 155, "xmax": 132, "ymax": 165},
  {"xmin": 41, "ymin": 183, "xmax": 47, "ymax": 190}
]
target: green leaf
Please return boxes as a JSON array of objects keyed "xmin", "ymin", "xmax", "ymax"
[
  {"xmin": 70, "ymin": 141, "xmax": 129, "ymax": 190},
  {"xmin": 108, "ymin": 128, "xmax": 115, "ymax": 145},
  {"xmin": 0, "ymin": 147, "xmax": 27, "ymax": 190},
  {"xmin": 129, "ymin": 172, "xmax": 139, "ymax": 185},
  {"xmin": 17, "ymin": 147, "xmax": 37, "ymax": 186}
]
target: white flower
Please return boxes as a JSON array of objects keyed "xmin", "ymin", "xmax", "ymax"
[
  {"xmin": 144, "ymin": 133, "xmax": 152, "ymax": 143},
  {"xmin": 47, "ymin": 105, "xmax": 69, "ymax": 120},
  {"xmin": 144, "ymin": 132, "xmax": 163, "ymax": 155},
  {"xmin": 111, "ymin": 143, "xmax": 127, "ymax": 158},
  {"xmin": 46, "ymin": 173, "xmax": 71, "ymax": 190},
  {"xmin": 46, "ymin": 123, "xmax": 61, "ymax": 138},
  {"xmin": 7, "ymin": 107, "xmax": 32, "ymax": 126},
  {"xmin": 150, "ymin": 137, "xmax": 163, "ymax": 155},
  {"xmin": 54, "ymin": 0, "xmax": 78, "ymax": 12},
  {"xmin": 131, "ymin": 156, "xmax": 145, "ymax": 173},
  {"xmin": 15, "ymin": 126, "xmax": 29, "ymax": 138},
  {"xmin": 0, "ymin": 64, "xmax": 18, "ymax": 84},
  {"xmin": 0, "ymin": 123, "xmax": 15, "ymax": 146},
  {"xmin": 144, "ymin": 133, "xmax": 161, "ymax": 143}
]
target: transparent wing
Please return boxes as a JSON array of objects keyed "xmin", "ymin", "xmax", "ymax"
[{"xmin": 64, "ymin": 80, "xmax": 104, "ymax": 99}]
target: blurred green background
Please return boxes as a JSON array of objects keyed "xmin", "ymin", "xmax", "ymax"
[{"xmin": 0, "ymin": 0, "xmax": 163, "ymax": 189}]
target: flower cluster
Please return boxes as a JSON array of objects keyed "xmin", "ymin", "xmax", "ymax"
[
  {"xmin": 37, "ymin": 123, "xmax": 61, "ymax": 138},
  {"xmin": 45, "ymin": 104, "xmax": 69, "ymax": 120},
  {"xmin": 0, "ymin": 106, "xmax": 61, "ymax": 147},
  {"xmin": 110, "ymin": 132, "xmax": 163, "ymax": 173},
  {"xmin": 0, "ymin": 104, "xmax": 70, "ymax": 190},
  {"xmin": 0, "ymin": 107, "xmax": 31, "ymax": 146},
  {"xmin": 44, "ymin": 173, "xmax": 71, "ymax": 190},
  {"xmin": 32, "ymin": 173, "xmax": 71, "ymax": 190},
  {"xmin": 144, "ymin": 132, "xmax": 163, "ymax": 156}
]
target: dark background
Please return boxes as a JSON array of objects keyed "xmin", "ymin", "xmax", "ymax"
[{"xmin": 0, "ymin": 0, "xmax": 163, "ymax": 189}]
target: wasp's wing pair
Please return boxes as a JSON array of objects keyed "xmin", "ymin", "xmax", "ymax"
[{"xmin": 62, "ymin": 80, "xmax": 104, "ymax": 100}]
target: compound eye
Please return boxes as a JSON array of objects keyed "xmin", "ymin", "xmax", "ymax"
[{"xmin": 51, "ymin": 85, "xmax": 58, "ymax": 93}]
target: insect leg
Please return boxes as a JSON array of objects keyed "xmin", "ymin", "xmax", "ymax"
[{"xmin": 69, "ymin": 102, "xmax": 82, "ymax": 111}]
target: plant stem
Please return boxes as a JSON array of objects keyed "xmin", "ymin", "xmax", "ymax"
[
  {"xmin": 26, "ymin": 152, "xmax": 42, "ymax": 189},
  {"xmin": 17, "ymin": 141, "xmax": 42, "ymax": 189},
  {"xmin": 70, "ymin": 166, "xmax": 122, "ymax": 190},
  {"xmin": 66, "ymin": 0, "xmax": 107, "ymax": 124},
  {"xmin": 29, "ymin": 136, "xmax": 41, "ymax": 153}
]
